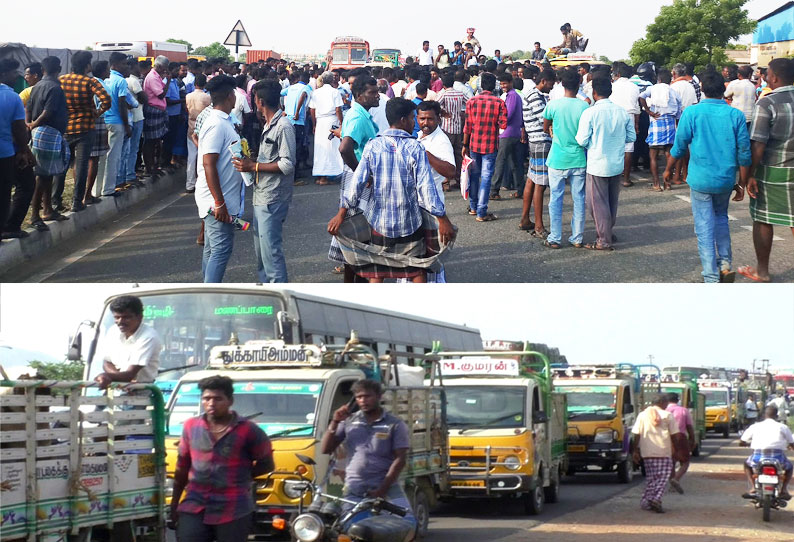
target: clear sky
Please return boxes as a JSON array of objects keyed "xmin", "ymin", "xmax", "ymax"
[
  {"xmin": 0, "ymin": 0, "xmax": 785, "ymax": 61},
  {"xmin": 1, "ymin": 284, "xmax": 792, "ymax": 371}
]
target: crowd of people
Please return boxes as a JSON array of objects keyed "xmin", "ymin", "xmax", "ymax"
[{"xmin": 1, "ymin": 26, "xmax": 792, "ymax": 283}]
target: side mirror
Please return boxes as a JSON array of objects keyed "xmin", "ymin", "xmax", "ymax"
[
  {"xmin": 532, "ymin": 411, "xmax": 548, "ymax": 424},
  {"xmin": 276, "ymin": 311, "xmax": 294, "ymax": 344},
  {"xmin": 67, "ymin": 334, "xmax": 82, "ymax": 361},
  {"xmin": 623, "ymin": 404, "xmax": 634, "ymax": 414},
  {"xmin": 295, "ymin": 453, "xmax": 315, "ymax": 466}
]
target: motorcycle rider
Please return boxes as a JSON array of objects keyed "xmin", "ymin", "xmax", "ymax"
[
  {"xmin": 739, "ymin": 405, "xmax": 794, "ymax": 499},
  {"xmin": 321, "ymin": 379, "xmax": 415, "ymax": 525}
]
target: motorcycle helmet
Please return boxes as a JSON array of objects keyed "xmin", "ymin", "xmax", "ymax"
[{"xmin": 636, "ymin": 62, "xmax": 657, "ymax": 83}]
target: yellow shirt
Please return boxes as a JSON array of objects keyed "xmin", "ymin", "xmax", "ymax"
[
  {"xmin": 631, "ymin": 406, "xmax": 680, "ymax": 458},
  {"xmin": 19, "ymin": 86, "xmax": 33, "ymax": 107}
]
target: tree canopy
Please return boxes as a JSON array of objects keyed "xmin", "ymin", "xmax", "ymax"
[
  {"xmin": 167, "ymin": 38, "xmax": 193, "ymax": 53},
  {"xmin": 193, "ymin": 42, "xmax": 232, "ymax": 62},
  {"xmin": 629, "ymin": 0, "xmax": 755, "ymax": 69},
  {"xmin": 28, "ymin": 359, "xmax": 85, "ymax": 381}
]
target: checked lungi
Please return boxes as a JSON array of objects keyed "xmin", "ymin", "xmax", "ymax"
[
  {"xmin": 640, "ymin": 457, "xmax": 672, "ymax": 509},
  {"xmin": 646, "ymin": 115, "xmax": 676, "ymax": 147},
  {"xmin": 528, "ymin": 141, "xmax": 551, "ymax": 186},
  {"xmin": 750, "ymin": 164, "xmax": 794, "ymax": 227},
  {"xmin": 143, "ymin": 105, "xmax": 168, "ymax": 140},
  {"xmin": 90, "ymin": 116, "xmax": 109, "ymax": 157},
  {"xmin": 30, "ymin": 126, "xmax": 70, "ymax": 177}
]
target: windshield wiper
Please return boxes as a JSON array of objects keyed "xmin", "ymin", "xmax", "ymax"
[
  {"xmin": 458, "ymin": 412, "xmax": 523, "ymax": 434},
  {"xmin": 268, "ymin": 425, "xmax": 313, "ymax": 439}
]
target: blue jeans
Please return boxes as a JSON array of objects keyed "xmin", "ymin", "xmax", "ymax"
[
  {"xmin": 202, "ymin": 213, "xmax": 235, "ymax": 283},
  {"xmin": 548, "ymin": 167, "xmax": 586, "ymax": 245},
  {"xmin": 690, "ymin": 189, "xmax": 732, "ymax": 283},
  {"xmin": 468, "ymin": 151, "xmax": 497, "ymax": 218},
  {"xmin": 253, "ymin": 200, "xmax": 290, "ymax": 283},
  {"xmin": 124, "ymin": 120, "xmax": 143, "ymax": 182}
]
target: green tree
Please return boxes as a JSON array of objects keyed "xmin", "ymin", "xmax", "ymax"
[
  {"xmin": 193, "ymin": 42, "xmax": 232, "ymax": 62},
  {"xmin": 167, "ymin": 38, "xmax": 193, "ymax": 53},
  {"xmin": 629, "ymin": 0, "xmax": 756, "ymax": 70},
  {"xmin": 28, "ymin": 359, "xmax": 85, "ymax": 381}
]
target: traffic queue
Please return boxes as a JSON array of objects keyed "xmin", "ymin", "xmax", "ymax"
[{"xmin": 1, "ymin": 333, "xmax": 790, "ymax": 542}]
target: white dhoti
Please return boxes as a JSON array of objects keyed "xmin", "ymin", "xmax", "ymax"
[{"xmin": 313, "ymin": 115, "xmax": 344, "ymax": 177}]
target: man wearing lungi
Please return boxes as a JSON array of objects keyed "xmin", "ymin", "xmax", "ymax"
[
  {"xmin": 631, "ymin": 394, "xmax": 681, "ymax": 514},
  {"xmin": 327, "ymin": 98, "xmax": 455, "ymax": 283},
  {"xmin": 639, "ymin": 69, "xmax": 682, "ymax": 192},
  {"xmin": 740, "ymin": 57, "xmax": 794, "ymax": 282}
]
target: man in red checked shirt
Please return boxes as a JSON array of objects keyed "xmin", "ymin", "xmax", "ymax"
[
  {"xmin": 462, "ymin": 72, "xmax": 507, "ymax": 222},
  {"xmin": 171, "ymin": 376, "xmax": 274, "ymax": 542}
]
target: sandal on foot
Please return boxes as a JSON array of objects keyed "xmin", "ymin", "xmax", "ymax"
[
  {"xmin": 30, "ymin": 220, "xmax": 49, "ymax": 232},
  {"xmin": 584, "ymin": 242, "xmax": 614, "ymax": 251},
  {"xmin": 649, "ymin": 185, "xmax": 664, "ymax": 192},
  {"xmin": 531, "ymin": 229, "xmax": 549, "ymax": 239},
  {"xmin": 315, "ymin": 179, "xmax": 330, "ymax": 185},
  {"xmin": 509, "ymin": 192, "xmax": 522, "ymax": 199},
  {"xmin": 468, "ymin": 209, "xmax": 477, "ymax": 216},
  {"xmin": 543, "ymin": 240, "xmax": 561, "ymax": 249},
  {"xmin": 475, "ymin": 213, "xmax": 498, "ymax": 222},
  {"xmin": 518, "ymin": 221, "xmax": 535, "ymax": 231},
  {"xmin": 664, "ymin": 182, "xmax": 672, "ymax": 191},
  {"xmin": 737, "ymin": 265, "xmax": 771, "ymax": 283},
  {"xmin": 41, "ymin": 213, "xmax": 69, "ymax": 222},
  {"xmin": 571, "ymin": 242, "xmax": 584, "ymax": 248},
  {"xmin": 622, "ymin": 180, "xmax": 634, "ymax": 187},
  {"xmin": 490, "ymin": 194, "xmax": 502, "ymax": 201},
  {"xmin": 332, "ymin": 266, "xmax": 344, "ymax": 275},
  {"xmin": 294, "ymin": 180, "xmax": 308, "ymax": 186}
]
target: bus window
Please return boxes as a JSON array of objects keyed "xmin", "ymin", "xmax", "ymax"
[
  {"xmin": 332, "ymin": 48, "xmax": 349, "ymax": 63},
  {"xmin": 351, "ymin": 47, "xmax": 367, "ymax": 62}
]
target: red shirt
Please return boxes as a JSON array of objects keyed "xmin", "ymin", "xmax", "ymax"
[
  {"xmin": 176, "ymin": 412, "xmax": 272, "ymax": 524},
  {"xmin": 463, "ymin": 91, "xmax": 507, "ymax": 154}
]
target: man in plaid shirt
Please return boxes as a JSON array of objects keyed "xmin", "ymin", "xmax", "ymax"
[
  {"xmin": 463, "ymin": 72, "xmax": 507, "ymax": 221},
  {"xmin": 171, "ymin": 376, "xmax": 274, "ymax": 542}
]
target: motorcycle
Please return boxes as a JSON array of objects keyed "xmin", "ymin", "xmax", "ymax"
[
  {"xmin": 289, "ymin": 454, "xmax": 417, "ymax": 542},
  {"xmin": 743, "ymin": 457, "xmax": 789, "ymax": 522}
]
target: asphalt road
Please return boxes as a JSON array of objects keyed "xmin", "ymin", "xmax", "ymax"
[
  {"xmin": 3, "ymin": 169, "xmax": 793, "ymax": 283},
  {"xmin": 427, "ymin": 434, "xmax": 732, "ymax": 542}
]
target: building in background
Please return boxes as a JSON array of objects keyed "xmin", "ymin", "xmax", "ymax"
[{"xmin": 752, "ymin": 2, "xmax": 794, "ymax": 66}]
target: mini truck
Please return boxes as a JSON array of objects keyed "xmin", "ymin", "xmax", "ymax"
[
  {"xmin": 425, "ymin": 346, "xmax": 567, "ymax": 515},
  {"xmin": 553, "ymin": 364, "xmax": 661, "ymax": 482},
  {"xmin": 698, "ymin": 379, "xmax": 735, "ymax": 438},
  {"xmin": 660, "ymin": 369, "xmax": 706, "ymax": 454},
  {"xmin": 164, "ymin": 338, "xmax": 448, "ymax": 539}
]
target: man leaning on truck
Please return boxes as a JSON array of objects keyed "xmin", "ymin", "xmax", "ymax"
[{"xmin": 321, "ymin": 379, "xmax": 415, "ymax": 523}]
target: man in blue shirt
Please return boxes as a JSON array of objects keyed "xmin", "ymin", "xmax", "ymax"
[
  {"xmin": 575, "ymin": 75, "xmax": 636, "ymax": 251},
  {"xmin": 283, "ymin": 71, "xmax": 312, "ymax": 169},
  {"xmin": 0, "ymin": 58, "xmax": 35, "ymax": 243},
  {"xmin": 665, "ymin": 71, "xmax": 751, "ymax": 283},
  {"xmin": 101, "ymin": 52, "xmax": 130, "ymax": 197}
]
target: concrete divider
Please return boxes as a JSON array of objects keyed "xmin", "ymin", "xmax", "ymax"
[{"xmin": 0, "ymin": 168, "xmax": 186, "ymax": 273}]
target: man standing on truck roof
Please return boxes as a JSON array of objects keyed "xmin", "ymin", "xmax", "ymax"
[
  {"xmin": 666, "ymin": 392, "xmax": 695, "ymax": 494},
  {"xmin": 94, "ymin": 295, "xmax": 161, "ymax": 389},
  {"xmin": 631, "ymin": 394, "xmax": 681, "ymax": 513},
  {"xmin": 321, "ymin": 379, "xmax": 415, "ymax": 524},
  {"xmin": 171, "ymin": 375, "xmax": 275, "ymax": 542}
]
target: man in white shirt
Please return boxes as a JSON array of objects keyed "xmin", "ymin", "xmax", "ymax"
[
  {"xmin": 610, "ymin": 63, "xmax": 641, "ymax": 187},
  {"xmin": 417, "ymin": 41, "xmax": 434, "ymax": 66},
  {"xmin": 740, "ymin": 405, "xmax": 794, "ymax": 498},
  {"xmin": 725, "ymin": 65, "xmax": 757, "ymax": 126},
  {"xmin": 745, "ymin": 393, "xmax": 760, "ymax": 427},
  {"xmin": 669, "ymin": 63, "xmax": 699, "ymax": 185},
  {"xmin": 194, "ymin": 75, "xmax": 244, "ymax": 283},
  {"xmin": 94, "ymin": 295, "xmax": 161, "ymax": 389}
]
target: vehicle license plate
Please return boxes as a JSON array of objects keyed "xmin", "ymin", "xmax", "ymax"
[
  {"xmin": 758, "ymin": 475, "xmax": 778, "ymax": 484},
  {"xmin": 567, "ymin": 445, "xmax": 586, "ymax": 452},
  {"xmin": 451, "ymin": 480, "xmax": 485, "ymax": 487}
]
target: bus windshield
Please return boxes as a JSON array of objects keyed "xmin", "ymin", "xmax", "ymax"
[
  {"xmin": 702, "ymin": 389, "xmax": 729, "ymax": 406},
  {"xmin": 445, "ymin": 386, "xmax": 526, "ymax": 428},
  {"xmin": 351, "ymin": 47, "xmax": 368, "ymax": 62},
  {"xmin": 332, "ymin": 47, "xmax": 350, "ymax": 63},
  {"xmin": 90, "ymin": 291, "xmax": 285, "ymax": 381},
  {"xmin": 168, "ymin": 380, "xmax": 322, "ymax": 437},
  {"xmin": 556, "ymin": 385, "xmax": 618, "ymax": 420}
]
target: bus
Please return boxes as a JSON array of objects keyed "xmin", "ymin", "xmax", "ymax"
[
  {"xmin": 327, "ymin": 36, "xmax": 370, "ymax": 71},
  {"xmin": 73, "ymin": 286, "xmax": 482, "ymax": 397}
]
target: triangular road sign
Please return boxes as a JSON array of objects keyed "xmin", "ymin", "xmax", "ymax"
[{"xmin": 224, "ymin": 20, "xmax": 251, "ymax": 47}]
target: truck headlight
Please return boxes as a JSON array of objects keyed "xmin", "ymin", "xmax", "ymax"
[
  {"xmin": 593, "ymin": 430, "xmax": 614, "ymax": 444},
  {"xmin": 503, "ymin": 455, "xmax": 521, "ymax": 471},
  {"xmin": 292, "ymin": 513, "xmax": 324, "ymax": 542},
  {"xmin": 718, "ymin": 415, "xmax": 726, "ymax": 422}
]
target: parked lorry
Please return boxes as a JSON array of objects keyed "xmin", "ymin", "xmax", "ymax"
[
  {"xmin": 164, "ymin": 338, "xmax": 448, "ymax": 538},
  {"xmin": 247, "ymin": 50, "xmax": 282, "ymax": 63},
  {"xmin": 94, "ymin": 41, "xmax": 188, "ymax": 62},
  {"xmin": 425, "ymin": 344, "xmax": 567, "ymax": 515},
  {"xmin": 0, "ymin": 380, "xmax": 166, "ymax": 542},
  {"xmin": 553, "ymin": 364, "xmax": 660, "ymax": 482},
  {"xmin": 698, "ymin": 379, "xmax": 735, "ymax": 437},
  {"xmin": 660, "ymin": 369, "xmax": 706, "ymax": 454}
]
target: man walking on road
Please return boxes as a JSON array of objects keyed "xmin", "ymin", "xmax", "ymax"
[
  {"xmin": 665, "ymin": 392, "xmax": 695, "ymax": 495},
  {"xmin": 543, "ymin": 68, "xmax": 588, "ymax": 248},
  {"xmin": 171, "ymin": 375, "xmax": 274, "ymax": 542},
  {"xmin": 739, "ymin": 57, "xmax": 794, "ymax": 283},
  {"xmin": 575, "ymin": 75, "xmax": 636, "ymax": 251},
  {"xmin": 665, "ymin": 70, "xmax": 750, "ymax": 283},
  {"xmin": 631, "ymin": 394, "xmax": 680, "ymax": 513}
]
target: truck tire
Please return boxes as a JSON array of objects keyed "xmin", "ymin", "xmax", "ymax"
[
  {"xmin": 543, "ymin": 469, "xmax": 560, "ymax": 503},
  {"xmin": 617, "ymin": 457, "xmax": 634, "ymax": 484},
  {"xmin": 411, "ymin": 487, "xmax": 430, "ymax": 538},
  {"xmin": 524, "ymin": 484, "xmax": 544, "ymax": 515},
  {"xmin": 763, "ymin": 494, "xmax": 772, "ymax": 522}
]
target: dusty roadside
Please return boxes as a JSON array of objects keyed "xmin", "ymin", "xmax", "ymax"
[{"xmin": 529, "ymin": 438, "xmax": 793, "ymax": 542}]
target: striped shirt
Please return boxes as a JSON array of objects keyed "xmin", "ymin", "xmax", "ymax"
[
  {"xmin": 749, "ymin": 85, "xmax": 794, "ymax": 167},
  {"xmin": 59, "ymin": 73, "xmax": 111, "ymax": 135},
  {"xmin": 176, "ymin": 412, "xmax": 272, "ymax": 525},
  {"xmin": 436, "ymin": 88, "xmax": 466, "ymax": 134},
  {"xmin": 522, "ymin": 87, "xmax": 551, "ymax": 144},
  {"xmin": 343, "ymin": 128, "xmax": 447, "ymax": 238}
]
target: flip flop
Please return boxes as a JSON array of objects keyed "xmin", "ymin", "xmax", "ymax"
[
  {"xmin": 468, "ymin": 209, "xmax": 477, "ymax": 216},
  {"xmin": 737, "ymin": 265, "xmax": 771, "ymax": 283},
  {"xmin": 584, "ymin": 242, "xmax": 614, "ymax": 251},
  {"xmin": 294, "ymin": 180, "xmax": 308, "ymax": 186},
  {"xmin": 543, "ymin": 240, "xmax": 561, "ymax": 249},
  {"xmin": 332, "ymin": 266, "xmax": 344, "ymax": 274},
  {"xmin": 30, "ymin": 220, "xmax": 49, "ymax": 232},
  {"xmin": 41, "ymin": 213, "xmax": 69, "ymax": 222},
  {"xmin": 518, "ymin": 221, "xmax": 535, "ymax": 231},
  {"xmin": 531, "ymin": 229, "xmax": 549, "ymax": 239},
  {"xmin": 490, "ymin": 194, "xmax": 502, "ymax": 201},
  {"xmin": 475, "ymin": 213, "xmax": 498, "ymax": 222},
  {"xmin": 649, "ymin": 185, "xmax": 664, "ymax": 192},
  {"xmin": 622, "ymin": 180, "xmax": 634, "ymax": 187},
  {"xmin": 509, "ymin": 192, "xmax": 522, "ymax": 199},
  {"xmin": 315, "ymin": 179, "xmax": 330, "ymax": 185}
]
